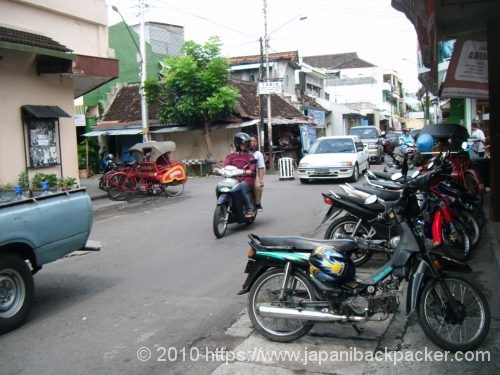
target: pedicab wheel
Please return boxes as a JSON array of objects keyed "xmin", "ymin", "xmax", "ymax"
[
  {"xmin": 164, "ymin": 180, "xmax": 185, "ymax": 197},
  {"xmin": 213, "ymin": 204, "xmax": 229, "ymax": 238},
  {"xmin": 107, "ymin": 173, "xmax": 127, "ymax": 201}
]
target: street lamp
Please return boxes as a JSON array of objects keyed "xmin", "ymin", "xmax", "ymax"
[
  {"xmin": 112, "ymin": 2, "xmax": 149, "ymax": 142},
  {"xmin": 262, "ymin": 0, "xmax": 306, "ymax": 170}
]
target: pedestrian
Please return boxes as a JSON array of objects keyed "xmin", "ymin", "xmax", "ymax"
[
  {"xmin": 249, "ymin": 134, "xmax": 265, "ymax": 210},
  {"xmin": 471, "ymin": 121, "xmax": 486, "ymax": 157}
]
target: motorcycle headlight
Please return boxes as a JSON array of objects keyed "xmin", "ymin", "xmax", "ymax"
[{"xmin": 220, "ymin": 187, "xmax": 231, "ymax": 192}]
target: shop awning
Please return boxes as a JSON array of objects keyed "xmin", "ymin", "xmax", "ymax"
[
  {"xmin": 82, "ymin": 128, "xmax": 143, "ymax": 136},
  {"xmin": 226, "ymin": 119, "xmax": 260, "ymax": 128},
  {"xmin": 149, "ymin": 126, "xmax": 189, "ymax": 133},
  {"xmin": 21, "ymin": 105, "xmax": 71, "ymax": 119}
]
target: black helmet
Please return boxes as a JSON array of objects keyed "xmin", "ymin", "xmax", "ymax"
[{"xmin": 234, "ymin": 132, "xmax": 251, "ymax": 151}]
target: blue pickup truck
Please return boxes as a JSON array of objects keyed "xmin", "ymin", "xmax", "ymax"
[{"xmin": 0, "ymin": 188, "xmax": 98, "ymax": 334}]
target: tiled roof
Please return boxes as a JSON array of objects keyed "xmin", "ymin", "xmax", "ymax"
[
  {"xmin": 101, "ymin": 84, "xmax": 159, "ymax": 124},
  {"xmin": 303, "ymin": 53, "xmax": 376, "ymax": 70},
  {"xmin": 229, "ymin": 51, "xmax": 299, "ymax": 67},
  {"xmin": 0, "ymin": 26, "xmax": 72, "ymax": 53},
  {"xmin": 98, "ymin": 79, "xmax": 309, "ymax": 126}
]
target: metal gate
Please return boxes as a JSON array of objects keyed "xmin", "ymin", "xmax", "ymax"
[{"xmin": 278, "ymin": 157, "xmax": 295, "ymax": 180}]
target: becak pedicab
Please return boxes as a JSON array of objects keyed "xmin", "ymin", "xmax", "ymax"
[{"xmin": 107, "ymin": 141, "xmax": 187, "ymax": 200}]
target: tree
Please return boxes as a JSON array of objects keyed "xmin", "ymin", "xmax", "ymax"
[{"xmin": 144, "ymin": 37, "xmax": 239, "ymax": 160}]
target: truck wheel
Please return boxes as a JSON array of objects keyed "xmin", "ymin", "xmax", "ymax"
[{"xmin": 0, "ymin": 254, "xmax": 34, "ymax": 335}]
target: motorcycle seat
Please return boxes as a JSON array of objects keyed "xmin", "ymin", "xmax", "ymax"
[
  {"xmin": 249, "ymin": 234, "xmax": 358, "ymax": 255},
  {"xmin": 338, "ymin": 193, "xmax": 386, "ymax": 212},
  {"xmin": 355, "ymin": 186, "xmax": 401, "ymax": 201}
]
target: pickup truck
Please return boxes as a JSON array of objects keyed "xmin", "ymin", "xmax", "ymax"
[{"xmin": 0, "ymin": 188, "xmax": 98, "ymax": 334}]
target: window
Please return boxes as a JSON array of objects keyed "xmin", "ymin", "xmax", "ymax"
[{"xmin": 27, "ymin": 120, "xmax": 58, "ymax": 167}]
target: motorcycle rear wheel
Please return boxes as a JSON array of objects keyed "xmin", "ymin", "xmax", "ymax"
[
  {"xmin": 441, "ymin": 218, "xmax": 471, "ymax": 261},
  {"xmin": 248, "ymin": 269, "xmax": 315, "ymax": 342},
  {"xmin": 324, "ymin": 215, "xmax": 373, "ymax": 266},
  {"xmin": 417, "ymin": 276, "xmax": 490, "ymax": 352},
  {"xmin": 213, "ymin": 204, "xmax": 229, "ymax": 238}
]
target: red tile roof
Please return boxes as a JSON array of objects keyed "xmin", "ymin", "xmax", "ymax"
[
  {"xmin": 98, "ymin": 79, "xmax": 310, "ymax": 127},
  {"xmin": 0, "ymin": 26, "xmax": 72, "ymax": 53}
]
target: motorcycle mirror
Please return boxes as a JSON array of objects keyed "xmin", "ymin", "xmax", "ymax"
[
  {"xmin": 391, "ymin": 172, "xmax": 403, "ymax": 180},
  {"xmin": 364, "ymin": 195, "xmax": 378, "ymax": 205}
]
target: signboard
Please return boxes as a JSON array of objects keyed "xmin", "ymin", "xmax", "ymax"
[
  {"xmin": 308, "ymin": 109, "xmax": 325, "ymax": 128},
  {"xmin": 74, "ymin": 114, "xmax": 86, "ymax": 127},
  {"xmin": 258, "ymin": 81, "xmax": 283, "ymax": 95},
  {"xmin": 442, "ymin": 33, "xmax": 488, "ymax": 99}
]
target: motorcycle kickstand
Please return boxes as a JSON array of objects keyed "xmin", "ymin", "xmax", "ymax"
[{"xmin": 351, "ymin": 324, "xmax": 364, "ymax": 334}]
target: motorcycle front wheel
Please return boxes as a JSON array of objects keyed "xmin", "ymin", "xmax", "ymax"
[
  {"xmin": 417, "ymin": 276, "xmax": 490, "ymax": 352},
  {"xmin": 324, "ymin": 215, "xmax": 373, "ymax": 266},
  {"xmin": 213, "ymin": 204, "xmax": 229, "ymax": 238},
  {"xmin": 248, "ymin": 268, "xmax": 315, "ymax": 342}
]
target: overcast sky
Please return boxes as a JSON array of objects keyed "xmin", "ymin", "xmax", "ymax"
[{"xmin": 107, "ymin": 0, "xmax": 421, "ymax": 91}]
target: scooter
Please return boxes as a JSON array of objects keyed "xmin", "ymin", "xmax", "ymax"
[
  {"xmin": 239, "ymin": 164, "xmax": 490, "ymax": 352},
  {"xmin": 213, "ymin": 159, "xmax": 257, "ymax": 238}
]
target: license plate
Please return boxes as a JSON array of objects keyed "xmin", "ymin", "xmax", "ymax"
[{"xmin": 315, "ymin": 168, "xmax": 330, "ymax": 174}]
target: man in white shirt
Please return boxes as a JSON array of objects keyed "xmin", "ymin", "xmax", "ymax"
[
  {"xmin": 471, "ymin": 122, "xmax": 486, "ymax": 157},
  {"xmin": 249, "ymin": 134, "xmax": 265, "ymax": 210}
]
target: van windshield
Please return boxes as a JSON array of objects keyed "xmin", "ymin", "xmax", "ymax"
[{"xmin": 348, "ymin": 127, "xmax": 378, "ymax": 139}]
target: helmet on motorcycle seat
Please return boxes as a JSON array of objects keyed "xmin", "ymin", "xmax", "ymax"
[
  {"xmin": 309, "ymin": 246, "xmax": 355, "ymax": 284},
  {"xmin": 416, "ymin": 133, "xmax": 434, "ymax": 153},
  {"xmin": 234, "ymin": 132, "xmax": 251, "ymax": 151}
]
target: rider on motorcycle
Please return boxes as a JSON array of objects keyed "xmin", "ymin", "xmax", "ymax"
[{"xmin": 224, "ymin": 132, "xmax": 256, "ymax": 218}]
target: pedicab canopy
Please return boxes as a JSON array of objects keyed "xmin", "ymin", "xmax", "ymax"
[{"xmin": 128, "ymin": 141, "xmax": 176, "ymax": 161}]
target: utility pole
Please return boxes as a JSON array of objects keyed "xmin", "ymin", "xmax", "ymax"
[
  {"xmin": 263, "ymin": 0, "xmax": 273, "ymax": 171},
  {"xmin": 139, "ymin": 0, "xmax": 149, "ymax": 142}
]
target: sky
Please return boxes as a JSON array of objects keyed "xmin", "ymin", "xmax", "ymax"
[{"xmin": 107, "ymin": 0, "xmax": 421, "ymax": 92}]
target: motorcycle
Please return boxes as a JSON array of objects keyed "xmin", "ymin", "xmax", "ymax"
[
  {"xmin": 239, "ymin": 166, "xmax": 490, "ymax": 351},
  {"xmin": 213, "ymin": 159, "xmax": 257, "ymax": 238}
]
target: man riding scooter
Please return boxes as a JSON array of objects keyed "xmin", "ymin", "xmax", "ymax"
[{"xmin": 224, "ymin": 132, "xmax": 257, "ymax": 218}]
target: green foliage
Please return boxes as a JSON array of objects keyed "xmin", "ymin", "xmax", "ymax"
[
  {"xmin": 78, "ymin": 138, "xmax": 100, "ymax": 171},
  {"xmin": 31, "ymin": 173, "xmax": 58, "ymax": 188},
  {"xmin": 18, "ymin": 170, "xmax": 30, "ymax": 190},
  {"xmin": 0, "ymin": 182, "xmax": 15, "ymax": 191},
  {"xmin": 144, "ymin": 37, "xmax": 239, "ymax": 130},
  {"xmin": 59, "ymin": 177, "xmax": 77, "ymax": 188}
]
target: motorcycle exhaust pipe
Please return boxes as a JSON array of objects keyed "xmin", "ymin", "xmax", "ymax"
[{"xmin": 258, "ymin": 305, "xmax": 365, "ymax": 323}]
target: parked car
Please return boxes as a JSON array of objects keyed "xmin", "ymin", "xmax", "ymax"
[
  {"xmin": 347, "ymin": 125, "xmax": 384, "ymax": 164},
  {"xmin": 297, "ymin": 136, "xmax": 369, "ymax": 183}
]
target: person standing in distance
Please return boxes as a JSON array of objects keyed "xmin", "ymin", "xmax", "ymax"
[
  {"xmin": 249, "ymin": 134, "xmax": 265, "ymax": 210},
  {"xmin": 471, "ymin": 121, "xmax": 486, "ymax": 157}
]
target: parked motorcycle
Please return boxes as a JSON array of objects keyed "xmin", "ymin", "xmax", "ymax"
[
  {"xmin": 213, "ymin": 160, "xmax": 257, "ymax": 238},
  {"xmin": 239, "ymin": 167, "xmax": 490, "ymax": 351}
]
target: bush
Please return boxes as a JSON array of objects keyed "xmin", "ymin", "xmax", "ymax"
[{"xmin": 31, "ymin": 173, "xmax": 58, "ymax": 188}]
